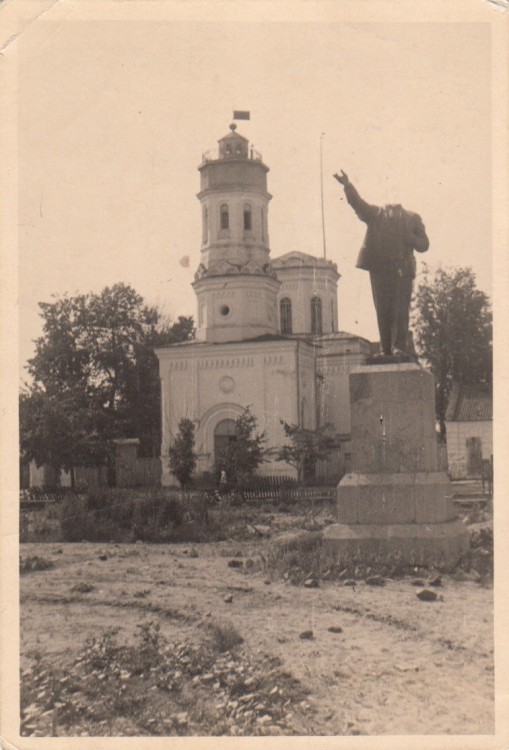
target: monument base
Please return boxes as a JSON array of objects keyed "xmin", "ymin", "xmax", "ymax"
[
  {"xmin": 324, "ymin": 362, "xmax": 469, "ymax": 569},
  {"xmin": 322, "ymin": 518, "xmax": 469, "ymax": 568},
  {"xmin": 337, "ymin": 471, "xmax": 455, "ymax": 525}
]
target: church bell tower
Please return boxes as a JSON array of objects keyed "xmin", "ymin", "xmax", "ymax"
[{"xmin": 193, "ymin": 124, "xmax": 280, "ymax": 342}]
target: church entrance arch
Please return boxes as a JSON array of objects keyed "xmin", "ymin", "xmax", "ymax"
[{"xmin": 214, "ymin": 419, "xmax": 237, "ymax": 465}]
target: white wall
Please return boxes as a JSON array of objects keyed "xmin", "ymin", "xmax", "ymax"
[
  {"xmin": 445, "ymin": 420, "xmax": 493, "ymax": 479},
  {"xmin": 157, "ymin": 339, "xmax": 315, "ymax": 485}
]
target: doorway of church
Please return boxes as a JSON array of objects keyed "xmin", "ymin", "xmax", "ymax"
[{"xmin": 213, "ymin": 419, "xmax": 237, "ymax": 468}]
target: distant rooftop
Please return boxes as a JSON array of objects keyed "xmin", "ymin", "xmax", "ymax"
[{"xmin": 445, "ymin": 383, "xmax": 493, "ymax": 422}]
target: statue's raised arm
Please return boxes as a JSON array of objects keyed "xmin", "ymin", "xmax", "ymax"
[{"xmin": 334, "ymin": 171, "xmax": 378, "ymax": 223}]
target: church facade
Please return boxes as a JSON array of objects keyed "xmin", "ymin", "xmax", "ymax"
[{"xmin": 155, "ymin": 124, "xmax": 371, "ymax": 485}]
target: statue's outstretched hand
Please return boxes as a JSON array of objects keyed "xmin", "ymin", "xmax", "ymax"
[{"xmin": 333, "ymin": 170, "xmax": 349, "ymax": 186}]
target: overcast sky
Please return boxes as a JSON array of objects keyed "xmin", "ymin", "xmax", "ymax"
[{"xmin": 18, "ymin": 20, "xmax": 491, "ymax": 378}]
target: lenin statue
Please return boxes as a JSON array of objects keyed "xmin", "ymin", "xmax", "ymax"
[{"xmin": 334, "ymin": 171, "xmax": 429, "ymax": 357}]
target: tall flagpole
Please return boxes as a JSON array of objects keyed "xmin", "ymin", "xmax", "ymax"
[{"xmin": 320, "ymin": 132, "xmax": 327, "ymax": 259}]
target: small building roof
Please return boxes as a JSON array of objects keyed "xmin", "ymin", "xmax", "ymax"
[{"xmin": 445, "ymin": 383, "xmax": 492, "ymax": 422}]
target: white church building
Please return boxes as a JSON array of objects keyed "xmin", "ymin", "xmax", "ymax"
[{"xmin": 155, "ymin": 124, "xmax": 371, "ymax": 485}]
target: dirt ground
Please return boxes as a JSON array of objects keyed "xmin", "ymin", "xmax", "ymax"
[{"xmin": 20, "ymin": 514, "xmax": 494, "ymax": 737}]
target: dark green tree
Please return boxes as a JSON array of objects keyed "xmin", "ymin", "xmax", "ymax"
[
  {"xmin": 215, "ymin": 407, "xmax": 266, "ymax": 486},
  {"xmin": 21, "ymin": 283, "xmax": 194, "ymax": 480},
  {"xmin": 168, "ymin": 418, "xmax": 197, "ymax": 489},
  {"xmin": 272, "ymin": 421, "xmax": 337, "ymax": 483},
  {"xmin": 411, "ymin": 264, "xmax": 492, "ymax": 434},
  {"xmin": 19, "ymin": 388, "xmax": 108, "ymax": 485}
]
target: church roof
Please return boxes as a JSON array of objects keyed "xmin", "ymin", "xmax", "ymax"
[
  {"xmin": 271, "ymin": 251, "xmax": 340, "ymax": 276},
  {"xmin": 316, "ymin": 331, "xmax": 371, "ymax": 343}
]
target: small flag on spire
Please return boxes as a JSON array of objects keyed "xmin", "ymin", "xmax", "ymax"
[{"xmin": 233, "ymin": 110, "xmax": 250, "ymax": 120}]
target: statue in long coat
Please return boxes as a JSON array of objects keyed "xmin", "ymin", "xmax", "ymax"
[{"xmin": 334, "ymin": 171, "xmax": 429, "ymax": 357}]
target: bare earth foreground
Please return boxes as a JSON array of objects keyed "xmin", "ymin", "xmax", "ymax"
[{"xmin": 20, "ymin": 508, "xmax": 494, "ymax": 738}]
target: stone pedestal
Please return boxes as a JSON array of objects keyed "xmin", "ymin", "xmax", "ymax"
[{"xmin": 323, "ymin": 363, "xmax": 468, "ymax": 567}]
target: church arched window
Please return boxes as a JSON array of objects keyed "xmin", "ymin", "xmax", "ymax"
[
  {"xmin": 202, "ymin": 206, "xmax": 208, "ymax": 243},
  {"xmin": 311, "ymin": 296, "xmax": 323, "ymax": 335},
  {"xmin": 220, "ymin": 204, "xmax": 229, "ymax": 230},
  {"xmin": 280, "ymin": 298, "xmax": 292, "ymax": 334},
  {"xmin": 243, "ymin": 203, "xmax": 252, "ymax": 231}
]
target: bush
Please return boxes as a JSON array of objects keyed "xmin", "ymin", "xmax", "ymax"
[
  {"xmin": 60, "ymin": 495, "xmax": 90, "ymax": 542},
  {"xmin": 205, "ymin": 620, "xmax": 244, "ymax": 653},
  {"xmin": 59, "ymin": 488, "xmax": 228, "ymax": 543}
]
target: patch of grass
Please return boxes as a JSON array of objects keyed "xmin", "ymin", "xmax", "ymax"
[
  {"xmin": 266, "ymin": 531, "xmax": 324, "ymax": 583},
  {"xmin": 20, "ymin": 555, "xmax": 54, "ymax": 575},
  {"xmin": 264, "ymin": 531, "xmax": 487, "ymax": 584}
]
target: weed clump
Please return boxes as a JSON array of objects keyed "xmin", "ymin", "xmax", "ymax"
[
  {"xmin": 20, "ymin": 555, "xmax": 54, "ymax": 575},
  {"xmin": 205, "ymin": 620, "xmax": 244, "ymax": 653}
]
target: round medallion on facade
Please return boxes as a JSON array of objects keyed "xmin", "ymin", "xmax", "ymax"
[{"xmin": 219, "ymin": 375, "xmax": 235, "ymax": 393}]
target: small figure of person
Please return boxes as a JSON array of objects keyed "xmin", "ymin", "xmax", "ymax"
[
  {"xmin": 219, "ymin": 469, "xmax": 227, "ymax": 491},
  {"xmin": 333, "ymin": 170, "xmax": 429, "ymax": 357}
]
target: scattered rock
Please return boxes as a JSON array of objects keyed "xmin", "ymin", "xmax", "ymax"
[
  {"xmin": 245, "ymin": 558, "xmax": 255, "ymax": 569},
  {"xmin": 189, "ymin": 548, "xmax": 199, "ymax": 558},
  {"xmin": 343, "ymin": 579, "xmax": 356, "ymax": 587},
  {"xmin": 224, "ymin": 594, "xmax": 233, "ymax": 603},
  {"xmin": 304, "ymin": 578, "xmax": 319, "ymax": 588},
  {"xmin": 98, "ymin": 554, "xmax": 108, "ymax": 561},
  {"xmin": 70, "ymin": 582, "xmax": 94, "ymax": 594},
  {"xmin": 395, "ymin": 663, "xmax": 420, "ymax": 672},
  {"xmin": 299, "ymin": 630, "xmax": 314, "ymax": 640},
  {"xmin": 264, "ymin": 579, "xmax": 271, "ymax": 585},
  {"xmin": 182, "ymin": 549, "xmax": 188, "ymax": 555},
  {"xmin": 328, "ymin": 626, "xmax": 343, "ymax": 634},
  {"xmin": 428, "ymin": 575, "xmax": 442, "ymax": 587},
  {"xmin": 365, "ymin": 575, "xmax": 385, "ymax": 586},
  {"xmin": 416, "ymin": 588, "xmax": 438, "ymax": 602},
  {"xmin": 228, "ymin": 559, "xmax": 243, "ymax": 568}
]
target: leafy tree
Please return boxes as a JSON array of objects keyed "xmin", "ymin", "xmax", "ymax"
[
  {"xmin": 21, "ymin": 283, "xmax": 194, "ymax": 480},
  {"xmin": 272, "ymin": 421, "xmax": 337, "ymax": 483},
  {"xmin": 215, "ymin": 407, "xmax": 266, "ymax": 486},
  {"xmin": 19, "ymin": 388, "xmax": 109, "ymax": 485},
  {"xmin": 411, "ymin": 265, "xmax": 492, "ymax": 434},
  {"xmin": 168, "ymin": 418, "xmax": 197, "ymax": 489}
]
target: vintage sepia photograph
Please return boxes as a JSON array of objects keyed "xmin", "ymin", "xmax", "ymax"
[{"xmin": 1, "ymin": 1, "xmax": 507, "ymax": 746}]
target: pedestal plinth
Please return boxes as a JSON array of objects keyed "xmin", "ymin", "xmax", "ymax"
[{"xmin": 323, "ymin": 363, "xmax": 468, "ymax": 567}]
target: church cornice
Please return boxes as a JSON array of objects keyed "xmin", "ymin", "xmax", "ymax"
[{"xmin": 197, "ymin": 187, "xmax": 272, "ymax": 200}]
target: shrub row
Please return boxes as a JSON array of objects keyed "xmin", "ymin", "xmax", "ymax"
[{"xmin": 59, "ymin": 489, "xmax": 220, "ymax": 543}]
